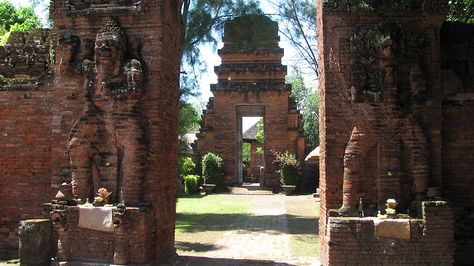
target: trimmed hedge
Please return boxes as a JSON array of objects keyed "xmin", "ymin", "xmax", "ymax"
[{"xmin": 184, "ymin": 175, "xmax": 199, "ymax": 194}]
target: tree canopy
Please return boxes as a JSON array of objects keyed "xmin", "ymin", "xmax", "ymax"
[
  {"xmin": 275, "ymin": 0, "xmax": 318, "ymax": 77},
  {"xmin": 0, "ymin": 1, "xmax": 42, "ymax": 45},
  {"xmin": 181, "ymin": 0, "xmax": 262, "ymax": 67},
  {"xmin": 448, "ymin": 0, "xmax": 474, "ymax": 24}
]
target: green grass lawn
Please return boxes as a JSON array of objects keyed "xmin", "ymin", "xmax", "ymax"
[
  {"xmin": 175, "ymin": 194, "xmax": 252, "ymax": 254},
  {"xmin": 175, "ymin": 194, "xmax": 320, "ymax": 258},
  {"xmin": 285, "ymin": 195, "xmax": 320, "ymax": 258}
]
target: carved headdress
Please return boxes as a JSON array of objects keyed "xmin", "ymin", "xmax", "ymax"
[{"xmin": 96, "ymin": 18, "xmax": 127, "ymax": 52}]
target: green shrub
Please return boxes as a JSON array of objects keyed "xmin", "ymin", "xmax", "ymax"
[
  {"xmin": 274, "ymin": 151, "xmax": 301, "ymax": 186},
  {"xmin": 179, "ymin": 156, "xmax": 196, "ymax": 178},
  {"xmin": 202, "ymin": 152, "xmax": 223, "ymax": 184},
  {"xmin": 184, "ymin": 175, "xmax": 199, "ymax": 194}
]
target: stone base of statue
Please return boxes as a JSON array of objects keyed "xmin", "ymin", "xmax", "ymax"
[
  {"xmin": 45, "ymin": 203, "xmax": 155, "ymax": 265},
  {"xmin": 19, "ymin": 219, "xmax": 53, "ymax": 266},
  {"xmin": 324, "ymin": 201, "xmax": 454, "ymax": 264}
]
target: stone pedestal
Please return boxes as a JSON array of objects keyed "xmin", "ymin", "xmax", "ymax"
[
  {"xmin": 323, "ymin": 201, "xmax": 454, "ymax": 265},
  {"xmin": 48, "ymin": 204, "xmax": 154, "ymax": 264},
  {"xmin": 19, "ymin": 219, "xmax": 53, "ymax": 266}
]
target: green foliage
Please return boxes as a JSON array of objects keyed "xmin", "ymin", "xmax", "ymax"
[
  {"xmin": 288, "ymin": 68, "xmax": 320, "ymax": 149},
  {"xmin": 448, "ymin": 0, "xmax": 474, "ymax": 24},
  {"xmin": 181, "ymin": 0, "xmax": 262, "ymax": 66},
  {"xmin": 179, "ymin": 157, "xmax": 196, "ymax": 178},
  {"xmin": 0, "ymin": 1, "xmax": 18, "ymax": 31},
  {"xmin": 202, "ymin": 152, "xmax": 223, "ymax": 184},
  {"xmin": 178, "ymin": 102, "xmax": 201, "ymax": 157},
  {"xmin": 274, "ymin": 151, "xmax": 301, "ymax": 186},
  {"xmin": 277, "ymin": 0, "xmax": 317, "ymax": 76},
  {"xmin": 0, "ymin": 30, "xmax": 10, "ymax": 46},
  {"xmin": 242, "ymin": 142, "xmax": 251, "ymax": 168},
  {"xmin": 184, "ymin": 174, "xmax": 200, "ymax": 194},
  {"xmin": 255, "ymin": 119, "xmax": 264, "ymax": 144},
  {"xmin": 0, "ymin": 1, "xmax": 42, "ymax": 45},
  {"xmin": 179, "ymin": 102, "xmax": 201, "ymax": 136},
  {"xmin": 0, "ymin": 3, "xmax": 41, "ymax": 31},
  {"xmin": 346, "ymin": 0, "xmax": 373, "ymax": 11}
]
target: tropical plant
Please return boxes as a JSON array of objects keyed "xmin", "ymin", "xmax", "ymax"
[
  {"xmin": 202, "ymin": 152, "xmax": 223, "ymax": 184},
  {"xmin": 274, "ymin": 151, "xmax": 301, "ymax": 186}
]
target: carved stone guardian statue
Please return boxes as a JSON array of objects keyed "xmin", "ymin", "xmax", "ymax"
[
  {"xmin": 68, "ymin": 18, "xmax": 147, "ymax": 205},
  {"xmin": 338, "ymin": 29, "xmax": 429, "ymax": 216}
]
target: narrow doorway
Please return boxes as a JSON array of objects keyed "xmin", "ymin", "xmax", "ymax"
[
  {"xmin": 241, "ymin": 116, "xmax": 265, "ymax": 186},
  {"xmin": 236, "ymin": 105, "xmax": 265, "ymax": 186}
]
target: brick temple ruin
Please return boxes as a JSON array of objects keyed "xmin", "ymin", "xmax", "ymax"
[
  {"xmin": 0, "ymin": 0, "xmax": 181, "ymax": 263},
  {"xmin": 195, "ymin": 15, "xmax": 306, "ymax": 189},
  {"xmin": 0, "ymin": 0, "xmax": 473, "ymax": 265},
  {"xmin": 318, "ymin": 0, "xmax": 473, "ymax": 264}
]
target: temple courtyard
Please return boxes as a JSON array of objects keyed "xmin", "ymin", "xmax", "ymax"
[
  {"xmin": 166, "ymin": 194, "xmax": 318, "ymax": 265},
  {"xmin": 1, "ymin": 194, "xmax": 319, "ymax": 266}
]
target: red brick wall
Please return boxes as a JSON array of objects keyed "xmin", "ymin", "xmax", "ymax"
[
  {"xmin": 0, "ymin": 88, "xmax": 56, "ymax": 257},
  {"xmin": 0, "ymin": 0, "xmax": 181, "ymax": 261},
  {"xmin": 442, "ymin": 100, "xmax": 474, "ymax": 263},
  {"xmin": 317, "ymin": 1, "xmax": 450, "ymax": 264},
  {"xmin": 325, "ymin": 202, "xmax": 454, "ymax": 265},
  {"xmin": 441, "ymin": 21, "xmax": 474, "ymax": 261},
  {"xmin": 198, "ymin": 90, "xmax": 302, "ymax": 188},
  {"xmin": 0, "ymin": 30, "xmax": 57, "ymax": 258}
]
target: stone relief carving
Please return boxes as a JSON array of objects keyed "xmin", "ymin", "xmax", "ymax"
[
  {"xmin": 338, "ymin": 27, "xmax": 429, "ymax": 216},
  {"xmin": 68, "ymin": 18, "xmax": 147, "ymax": 205},
  {"xmin": 57, "ymin": 33, "xmax": 81, "ymax": 75}
]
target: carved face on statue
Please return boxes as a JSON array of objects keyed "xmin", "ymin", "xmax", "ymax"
[
  {"xmin": 94, "ymin": 19, "xmax": 126, "ymax": 77},
  {"xmin": 378, "ymin": 37, "xmax": 396, "ymax": 67}
]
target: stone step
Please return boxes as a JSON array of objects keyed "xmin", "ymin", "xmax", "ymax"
[{"xmin": 230, "ymin": 185, "xmax": 273, "ymax": 195}]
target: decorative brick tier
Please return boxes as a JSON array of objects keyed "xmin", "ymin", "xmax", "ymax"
[{"xmin": 324, "ymin": 202, "xmax": 454, "ymax": 265}]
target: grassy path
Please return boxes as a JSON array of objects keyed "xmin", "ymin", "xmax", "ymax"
[{"xmin": 174, "ymin": 194, "xmax": 320, "ymax": 265}]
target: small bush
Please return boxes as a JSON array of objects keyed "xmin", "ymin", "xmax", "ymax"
[
  {"xmin": 274, "ymin": 151, "xmax": 301, "ymax": 186},
  {"xmin": 202, "ymin": 152, "xmax": 223, "ymax": 184},
  {"xmin": 179, "ymin": 157, "xmax": 196, "ymax": 178},
  {"xmin": 184, "ymin": 175, "xmax": 199, "ymax": 194}
]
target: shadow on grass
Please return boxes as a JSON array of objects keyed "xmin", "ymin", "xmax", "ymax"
[
  {"xmin": 162, "ymin": 255, "xmax": 296, "ymax": 266},
  {"xmin": 176, "ymin": 241, "xmax": 222, "ymax": 252},
  {"xmin": 287, "ymin": 215, "xmax": 319, "ymax": 235},
  {"xmin": 176, "ymin": 212, "xmax": 319, "ymax": 235},
  {"xmin": 177, "ymin": 193, "xmax": 208, "ymax": 199}
]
